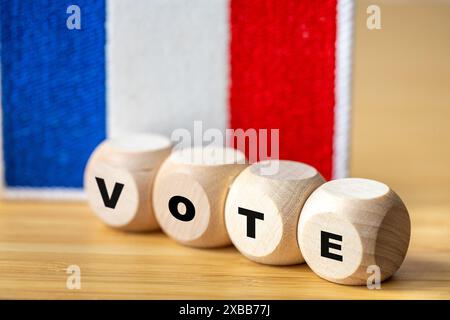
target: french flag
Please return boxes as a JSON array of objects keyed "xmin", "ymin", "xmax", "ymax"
[{"xmin": 0, "ymin": 0, "xmax": 354, "ymax": 199}]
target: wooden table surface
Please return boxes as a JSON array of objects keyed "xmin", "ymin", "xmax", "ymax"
[
  {"xmin": 0, "ymin": 202, "xmax": 450, "ymax": 299},
  {"xmin": 0, "ymin": 200, "xmax": 448, "ymax": 299},
  {"xmin": 1, "ymin": 1, "xmax": 450, "ymax": 299}
]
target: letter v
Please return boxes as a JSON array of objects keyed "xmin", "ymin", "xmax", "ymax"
[{"xmin": 95, "ymin": 177, "xmax": 125, "ymax": 209}]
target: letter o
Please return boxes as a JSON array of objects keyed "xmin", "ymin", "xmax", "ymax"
[{"xmin": 168, "ymin": 195, "xmax": 195, "ymax": 222}]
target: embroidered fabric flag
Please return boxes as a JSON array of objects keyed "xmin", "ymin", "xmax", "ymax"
[{"xmin": 0, "ymin": 0, "xmax": 354, "ymax": 199}]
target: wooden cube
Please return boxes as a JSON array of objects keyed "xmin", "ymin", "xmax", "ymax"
[
  {"xmin": 84, "ymin": 134, "xmax": 172, "ymax": 231},
  {"xmin": 298, "ymin": 178, "xmax": 411, "ymax": 285},
  {"xmin": 225, "ymin": 160, "xmax": 325, "ymax": 265},
  {"xmin": 153, "ymin": 146, "xmax": 247, "ymax": 248}
]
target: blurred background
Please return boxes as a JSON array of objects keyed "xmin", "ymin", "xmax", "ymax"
[
  {"xmin": 1, "ymin": 0, "xmax": 449, "ymax": 208},
  {"xmin": 352, "ymin": 0, "xmax": 450, "ymax": 208}
]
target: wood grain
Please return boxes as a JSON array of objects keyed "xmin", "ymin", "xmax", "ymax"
[
  {"xmin": 0, "ymin": 200, "xmax": 448, "ymax": 299},
  {"xmin": 84, "ymin": 134, "xmax": 171, "ymax": 231},
  {"xmin": 298, "ymin": 178, "xmax": 410, "ymax": 285},
  {"xmin": 225, "ymin": 160, "xmax": 325, "ymax": 265},
  {"xmin": 153, "ymin": 147, "xmax": 247, "ymax": 248}
]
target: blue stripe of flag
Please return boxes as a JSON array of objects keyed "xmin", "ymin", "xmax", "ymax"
[{"xmin": 1, "ymin": 0, "xmax": 106, "ymax": 188}]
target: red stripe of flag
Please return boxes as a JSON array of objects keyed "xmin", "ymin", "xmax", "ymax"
[{"xmin": 229, "ymin": 0, "xmax": 338, "ymax": 180}]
